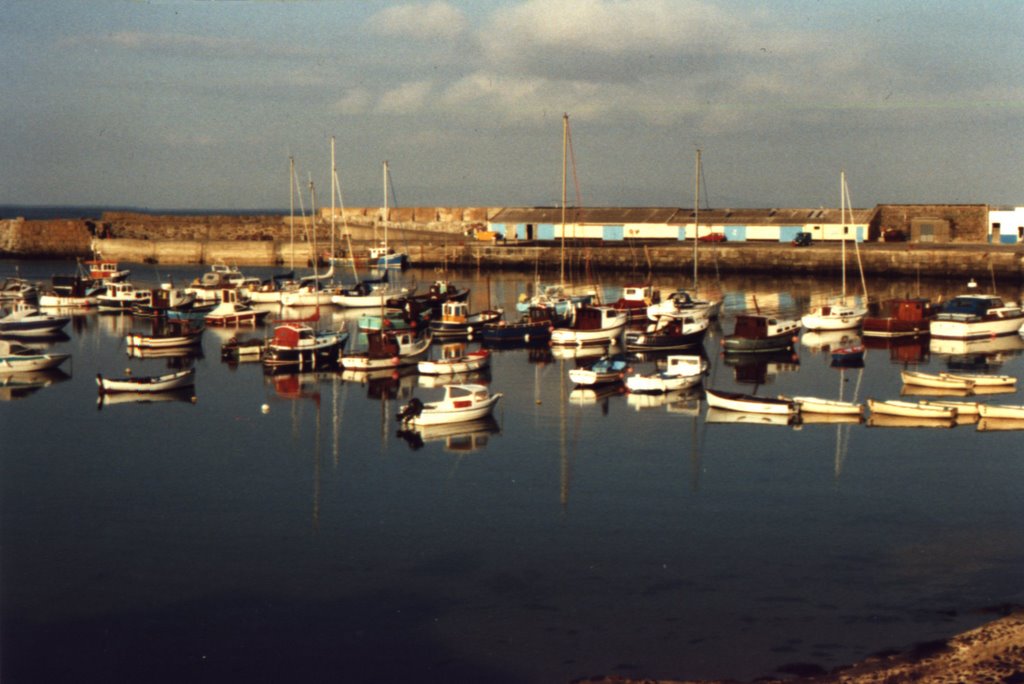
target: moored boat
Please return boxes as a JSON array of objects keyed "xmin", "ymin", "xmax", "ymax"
[
  {"xmin": 646, "ymin": 288, "xmax": 719, "ymax": 321},
  {"xmin": 125, "ymin": 320, "xmax": 203, "ymax": 349},
  {"xmin": 612, "ymin": 283, "xmax": 659, "ymax": 322},
  {"xmin": 550, "ymin": 306, "xmax": 628, "ymax": 346},
  {"xmin": 396, "ymin": 383, "xmax": 502, "ymax": 427},
  {"xmin": 96, "ymin": 367, "xmax": 196, "ymax": 394},
  {"xmin": 0, "ymin": 339, "xmax": 71, "ymax": 373},
  {"xmin": 0, "ymin": 303, "xmax": 71, "ymax": 337},
  {"xmin": 625, "ymin": 354, "xmax": 706, "ymax": 394},
  {"xmin": 428, "ymin": 301, "xmax": 504, "ymax": 339},
  {"xmin": 481, "ymin": 306, "xmax": 555, "ymax": 346},
  {"xmin": 862, "ymin": 298, "xmax": 935, "ymax": 338},
  {"xmin": 261, "ymin": 322, "xmax": 348, "ymax": 369},
  {"xmin": 977, "ymin": 403, "xmax": 1024, "ymax": 420},
  {"xmin": 96, "ymin": 282, "xmax": 152, "ymax": 311},
  {"xmin": 625, "ymin": 314, "xmax": 709, "ymax": 351},
  {"xmin": 929, "ymin": 292, "xmax": 1024, "ymax": 340},
  {"xmin": 204, "ymin": 290, "xmax": 270, "ymax": 326},
  {"xmin": 568, "ymin": 353, "xmax": 629, "ymax": 386},
  {"xmin": 866, "ymin": 398, "xmax": 958, "ymax": 419},
  {"xmin": 340, "ymin": 329, "xmax": 431, "ymax": 371},
  {"xmin": 787, "ymin": 396, "xmax": 864, "ymax": 416},
  {"xmin": 704, "ymin": 388, "xmax": 797, "ymax": 415},
  {"xmin": 417, "ymin": 349, "xmax": 491, "ymax": 376},
  {"xmin": 900, "ymin": 369, "xmax": 975, "ymax": 391},
  {"xmin": 939, "ymin": 372, "xmax": 1016, "ymax": 388},
  {"xmin": 722, "ymin": 314, "xmax": 801, "ymax": 353}
]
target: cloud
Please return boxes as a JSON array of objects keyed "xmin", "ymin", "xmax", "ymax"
[
  {"xmin": 69, "ymin": 31, "xmax": 314, "ymax": 59},
  {"xmin": 332, "ymin": 87, "xmax": 372, "ymax": 115},
  {"xmin": 365, "ymin": 1, "xmax": 468, "ymax": 40},
  {"xmin": 376, "ymin": 80, "xmax": 434, "ymax": 114}
]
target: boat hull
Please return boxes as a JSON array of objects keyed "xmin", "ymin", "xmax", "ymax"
[
  {"xmin": 96, "ymin": 369, "xmax": 196, "ymax": 394},
  {"xmin": 705, "ymin": 389, "xmax": 796, "ymax": 415}
]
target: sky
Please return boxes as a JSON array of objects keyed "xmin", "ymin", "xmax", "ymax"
[{"xmin": 2, "ymin": 0, "xmax": 1022, "ymax": 211}]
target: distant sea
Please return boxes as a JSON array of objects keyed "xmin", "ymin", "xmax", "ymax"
[{"xmin": 0, "ymin": 206, "xmax": 288, "ymax": 220}]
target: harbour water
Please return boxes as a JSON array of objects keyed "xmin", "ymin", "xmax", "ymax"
[{"xmin": 2, "ymin": 260, "xmax": 1023, "ymax": 683}]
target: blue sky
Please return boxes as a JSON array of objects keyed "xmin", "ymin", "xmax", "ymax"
[{"xmin": 2, "ymin": 1, "xmax": 1021, "ymax": 211}]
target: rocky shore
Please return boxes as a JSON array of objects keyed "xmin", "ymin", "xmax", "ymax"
[{"xmin": 575, "ymin": 608, "xmax": 1024, "ymax": 684}]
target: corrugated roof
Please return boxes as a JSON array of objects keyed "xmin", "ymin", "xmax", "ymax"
[{"xmin": 490, "ymin": 206, "xmax": 874, "ymax": 225}]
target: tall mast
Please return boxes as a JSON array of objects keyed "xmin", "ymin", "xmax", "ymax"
[
  {"xmin": 383, "ymin": 160, "xmax": 389, "ymax": 258},
  {"xmin": 693, "ymin": 149, "xmax": 701, "ymax": 289},
  {"xmin": 840, "ymin": 170, "xmax": 847, "ymax": 302},
  {"xmin": 289, "ymin": 156, "xmax": 295, "ymax": 270},
  {"xmin": 560, "ymin": 113, "xmax": 568, "ymax": 287},
  {"xmin": 330, "ymin": 136, "xmax": 336, "ymax": 264}
]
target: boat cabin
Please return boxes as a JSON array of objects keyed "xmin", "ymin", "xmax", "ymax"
[
  {"xmin": 732, "ymin": 314, "xmax": 800, "ymax": 339},
  {"xmin": 573, "ymin": 306, "xmax": 620, "ymax": 330},
  {"xmin": 937, "ymin": 295, "xmax": 1007, "ymax": 319},
  {"xmin": 440, "ymin": 301, "xmax": 469, "ymax": 324},
  {"xmin": 272, "ymin": 323, "xmax": 314, "ymax": 348},
  {"xmin": 619, "ymin": 284, "xmax": 658, "ymax": 304},
  {"xmin": 887, "ymin": 298, "xmax": 935, "ymax": 322},
  {"xmin": 665, "ymin": 355, "xmax": 706, "ymax": 376}
]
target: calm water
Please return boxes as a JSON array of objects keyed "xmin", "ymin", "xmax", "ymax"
[{"xmin": 2, "ymin": 259, "xmax": 1023, "ymax": 683}]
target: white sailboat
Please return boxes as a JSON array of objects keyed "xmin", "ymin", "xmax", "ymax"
[{"xmin": 801, "ymin": 172, "xmax": 867, "ymax": 331}]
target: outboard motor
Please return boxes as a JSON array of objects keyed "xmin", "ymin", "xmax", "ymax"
[{"xmin": 396, "ymin": 397, "xmax": 424, "ymax": 422}]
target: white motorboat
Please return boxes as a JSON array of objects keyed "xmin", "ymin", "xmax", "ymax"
[
  {"xmin": 929, "ymin": 293, "xmax": 1024, "ymax": 340},
  {"xmin": 185, "ymin": 262, "xmax": 247, "ymax": 302},
  {"xmin": 204, "ymin": 290, "xmax": 270, "ymax": 326},
  {"xmin": 625, "ymin": 354, "xmax": 706, "ymax": 394},
  {"xmin": 417, "ymin": 349, "xmax": 491, "ymax": 376},
  {"xmin": 396, "ymin": 383, "xmax": 503, "ymax": 427},
  {"xmin": 550, "ymin": 306, "xmax": 627, "ymax": 346},
  {"xmin": 0, "ymin": 339, "xmax": 71, "ymax": 373},
  {"xmin": 801, "ymin": 300, "xmax": 867, "ymax": 331},
  {"xmin": 646, "ymin": 289, "xmax": 719, "ymax": 321},
  {"xmin": 0, "ymin": 303, "xmax": 70, "ymax": 337}
]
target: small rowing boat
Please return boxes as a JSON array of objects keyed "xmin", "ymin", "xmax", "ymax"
[
  {"xmin": 866, "ymin": 398, "xmax": 957, "ymax": 419},
  {"xmin": 96, "ymin": 368, "xmax": 196, "ymax": 394},
  {"xmin": 900, "ymin": 369, "xmax": 975, "ymax": 391},
  {"xmin": 704, "ymin": 388, "xmax": 796, "ymax": 415}
]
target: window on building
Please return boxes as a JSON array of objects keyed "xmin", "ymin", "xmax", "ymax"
[{"xmin": 919, "ymin": 222, "xmax": 935, "ymax": 242}]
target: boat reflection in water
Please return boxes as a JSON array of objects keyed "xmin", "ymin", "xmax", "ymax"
[
  {"xmin": 705, "ymin": 407, "xmax": 796, "ymax": 427},
  {"xmin": 722, "ymin": 348, "xmax": 799, "ymax": 386},
  {"xmin": 626, "ymin": 385, "xmax": 703, "ymax": 413},
  {"xmin": 341, "ymin": 367, "xmax": 416, "ymax": 401},
  {"xmin": 866, "ymin": 413, "xmax": 957, "ymax": 429},
  {"xmin": 0, "ymin": 368, "xmax": 71, "ymax": 401},
  {"xmin": 97, "ymin": 386, "xmax": 197, "ymax": 410},
  {"xmin": 396, "ymin": 416, "xmax": 501, "ymax": 452}
]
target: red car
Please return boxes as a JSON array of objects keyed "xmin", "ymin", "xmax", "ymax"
[{"xmin": 697, "ymin": 233, "xmax": 727, "ymax": 242}]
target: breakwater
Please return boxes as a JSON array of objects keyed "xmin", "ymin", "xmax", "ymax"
[{"xmin": 1, "ymin": 214, "xmax": 1022, "ymax": 282}]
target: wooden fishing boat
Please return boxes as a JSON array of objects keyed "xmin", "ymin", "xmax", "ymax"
[
  {"xmin": 0, "ymin": 340, "xmax": 71, "ymax": 373},
  {"xmin": 84, "ymin": 257, "xmax": 130, "ymax": 282},
  {"xmin": 862, "ymin": 297, "xmax": 935, "ymax": 338},
  {"xmin": 929, "ymin": 292, "xmax": 1024, "ymax": 340},
  {"xmin": 428, "ymin": 301, "xmax": 504, "ymax": 338},
  {"xmin": 704, "ymin": 388, "xmax": 797, "ymax": 415},
  {"xmin": 262, "ymin": 322, "xmax": 348, "ymax": 369},
  {"xmin": 96, "ymin": 368, "xmax": 196, "ymax": 394},
  {"xmin": 625, "ymin": 354, "xmax": 706, "ymax": 394},
  {"xmin": 204, "ymin": 290, "xmax": 270, "ymax": 326},
  {"xmin": 916, "ymin": 399, "xmax": 981, "ymax": 423},
  {"xmin": 481, "ymin": 306, "xmax": 555, "ymax": 346},
  {"xmin": 417, "ymin": 349, "xmax": 491, "ymax": 376},
  {"xmin": 866, "ymin": 398, "xmax": 958, "ymax": 419},
  {"xmin": 625, "ymin": 314, "xmax": 709, "ymax": 351},
  {"xmin": 611, "ymin": 283, "xmax": 659, "ymax": 322},
  {"xmin": 866, "ymin": 413, "xmax": 957, "ymax": 429},
  {"xmin": 96, "ymin": 282, "xmax": 152, "ymax": 311},
  {"xmin": 125, "ymin": 320, "xmax": 203, "ymax": 349},
  {"xmin": 939, "ymin": 372, "xmax": 1016, "ymax": 388},
  {"xmin": 185, "ymin": 262, "xmax": 246, "ymax": 302},
  {"xmin": 786, "ymin": 396, "xmax": 863, "ymax": 416},
  {"xmin": 977, "ymin": 403, "xmax": 1024, "ymax": 420},
  {"xmin": 0, "ymin": 303, "xmax": 70, "ymax": 337},
  {"xmin": 900, "ymin": 369, "xmax": 975, "ymax": 391},
  {"xmin": 396, "ymin": 383, "xmax": 502, "ymax": 427},
  {"xmin": 340, "ymin": 329, "xmax": 431, "ymax": 371},
  {"xmin": 568, "ymin": 353, "xmax": 630, "ymax": 386},
  {"xmin": 131, "ymin": 285, "xmax": 197, "ymax": 318},
  {"xmin": 38, "ymin": 273, "xmax": 102, "ymax": 308},
  {"xmin": 551, "ymin": 306, "xmax": 628, "ymax": 346},
  {"xmin": 722, "ymin": 314, "xmax": 801, "ymax": 353}
]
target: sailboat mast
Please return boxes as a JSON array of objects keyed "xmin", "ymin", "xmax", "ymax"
[
  {"xmin": 840, "ymin": 170, "xmax": 847, "ymax": 303},
  {"xmin": 560, "ymin": 113, "xmax": 568, "ymax": 287},
  {"xmin": 289, "ymin": 156, "xmax": 295, "ymax": 270},
  {"xmin": 693, "ymin": 149, "xmax": 701, "ymax": 289},
  {"xmin": 330, "ymin": 137, "xmax": 337, "ymax": 263},
  {"xmin": 383, "ymin": 160, "xmax": 389, "ymax": 259}
]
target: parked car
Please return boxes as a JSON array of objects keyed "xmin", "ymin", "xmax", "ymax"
[
  {"xmin": 792, "ymin": 232, "xmax": 812, "ymax": 247},
  {"xmin": 697, "ymin": 233, "xmax": 727, "ymax": 243}
]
